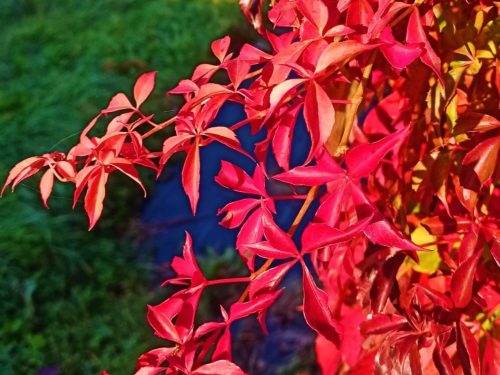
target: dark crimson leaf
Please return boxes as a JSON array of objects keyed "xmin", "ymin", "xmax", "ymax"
[
  {"xmin": 370, "ymin": 253, "xmax": 405, "ymax": 312},
  {"xmin": 456, "ymin": 321, "xmax": 480, "ymax": 375},
  {"xmin": 451, "ymin": 249, "xmax": 482, "ymax": 308},
  {"xmin": 360, "ymin": 314, "xmax": 408, "ymax": 336},
  {"xmin": 482, "ymin": 335, "xmax": 500, "ymax": 375},
  {"xmin": 315, "ymin": 40, "xmax": 377, "ymax": 75},
  {"xmin": 302, "ymin": 264, "xmax": 342, "ymax": 345},
  {"xmin": 453, "ymin": 112, "xmax": 500, "ymax": 135}
]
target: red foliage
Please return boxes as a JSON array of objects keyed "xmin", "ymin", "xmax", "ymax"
[{"xmin": 3, "ymin": 1, "xmax": 499, "ymax": 373}]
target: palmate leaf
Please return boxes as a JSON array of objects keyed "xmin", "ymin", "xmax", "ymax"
[
  {"xmin": 303, "ymin": 80, "xmax": 335, "ymax": 162},
  {"xmin": 3, "ymin": 1, "xmax": 499, "ymax": 374},
  {"xmin": 345, "ymin": 126, "xmax": 410, "ymax": 178},
  {"xmin": 134, "ymin": 71, "xmax": 157, "ymax": 108},
  {"xmin": 182, "ymin": 139, "xmax": 201, "ymax": 213},
  {"xmin": 301, "ymin": 263, "xmax": 342, "ymax": 345}
]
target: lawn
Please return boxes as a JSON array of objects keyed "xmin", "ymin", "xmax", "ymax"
[{"xmin": 0, "ymin": 1, "xmax": 246, "ymax": 373}]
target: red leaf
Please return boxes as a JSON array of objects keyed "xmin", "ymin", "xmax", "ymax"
[
  {"xmin": 55, "ymin": 161, "xmax": 76, "ymax": 180},
  {"xmin": 84, "ymin": 167, "xmax": 108, "ymax": 230},
  {"xmin": 146, "ymin": 298, "xmax": 183, "ymax": 343},
  {"xmin": 182, "ymin": 140, "xmax": 201, "ymax": 214},
  {"xmin": 248, "ymin": 261, "xmax": 294, "ymax": 299},
  {"xmin": 433, "ymin": 330, "xmax": 455, "ymax": 375},
  {"xmin": 1, "ymin": 156, "xmax": 45, "ymax": 195},
  {"xmin": 192, "ymin": 63, "xmax": 220, "ymax": 83},
  {"xmin": 226, "ymin": 59, "xmax": 251, "ymax": 89},
  {"xmin": 271, "ymin": 104, "xmax": 300, "ymax": 171},
  {"xmin": 106, "ymin": 112, "xmax": 134, "ymax": 134},
  {"xmin": 345, "ymin": 126, "xmax": 410, "ymax": 178},
  {"xmin": 350, "ymin": 182, "xmax": 423, "ymax": 253},
  {"xmin": 167, "ymin": 232, "xmax": 205, "ymax": 286},
  {"xmin": 451, "ymin": 249, "xmax": 482, "ymax": 308},
  {"xmin": 303, "ymin": 81, "xmax": 335, "ymax": 163},
  {"xmin": 370, "ymin": 253, "xmax": 406, "ymax": 312},
  {"xmin": 482, "ymin": 335, "xmax": 500, "ymax": 375},
  {"xmin": 134, "ymin": 71, "xmax": 157, "ymax": 108},
  {"xmin": 360, "ymin": 314, "xmax": 408, "ymax": 336},
  {"xmin": 73, "ymin": 166, "xmax": 98, "ymax": 208},
  {"xmin": 211, "ymin": 36, "xmax": 231, "ymax": 63},
  {"xmin": 203, "ymin": 127, "xmax": 252, "ymax": 159},
  {"xmin": 273, "ymin": 151, "xmax": 344, "ymax": 186},
  {"xmin": 301, "ymin": 264, "xmax": 342, "ymax": 345},
  {"xmin": 491, "ymin": 237, "xmax": 500, "ymax": 267},
  {"xmin": 239, "ymin": 0, "xmax": 265, "ymax": 33},
  {"xmin": 134, "ymin": 367, "xmax": 166, "ymax": 375},
  {"xmin": 264, "ymin": 79, "xmax": 306, "ymax": 124},
  {"xmin": 406, "ymin": 9, "xmax": 442, "ymax": 83},
  {"xmin": 215, "ymin": 161, "xmax": 264, "ymax": 196},
  {"xmin": 456, "ymin": 321, "xmax": 481, "ymax": 375},
  {"xmin": 40, "ymin": 169, "xmax": 54, "ymax": 208},
  {"xmin": 315, "ymin": 40, "xmax": 377, "ymax": 75},
  {"xmin": 458, "ymin": 136, "xmax": 500, "ymax": 212},
  {"xmin": 192, "ymin": 360, "xmax": 246, "ymax": 375},
  {"xmin": 218, "ymin": 198, "xmax": 261, "ymax": 228},
  {"xmin": 212, "ymin": 325, "xmax": 231, "ymax": 360},
  {"xmin": 236, "ymin": 207, "xmax": 265, "ymax": 270},
  {"xmin": 457, "ymin": 228, "xmax": 479, "ymax": 263},
  {"xmin": 380, "ymin": 27, "xmax": 422, "ymax": 69},
  {"xmin": 346, "ymin": 0, "xmax": 373, "ymax": 34},
  {"xmin": 315, "ymin": 334, "xmax": 342, "ymax": 375},
  {"xmin": 421, "ymin": 215, "xmax": 471, "ymax": 236},
  {"xmin": 453, "ymin": 112, "xmax": 500, "ymax": 135},
  {"xmin": 315, "ymin": 180, "xmax": 348, "ymax": 226},
  {"xmin": 168, "ymin": 79, "xmax": 199, "ymax": 95},
  {"xmin": 160, "ymin": 134, "xmax": 193, "ymax": 172},
  {"xmin": 297, "ymin": 0, "xmax": 329, "ymax": 34},
  {"xmin": 80, "ymin": 114, "xmax": 102, "ymax": 141},
  {"xmin": 262, "ymin": 213, "xmax": 298, "ymax": 255},
  {"xmin": 103, "ymin": 93, "xmax": 133, "ymax": 113},
  {"xmin": 109, "ymin": 158, "xmax": 147, "ymax": 197},
  {"xmin": 229, "ymin": 291, "xmax": 282, "ymax": 322},
  {"xmin": 364, "ymin": 215, "xmax": 423, "ymax": 252},
  {"xmin": 417, "ymin": 285, "xmax": 454, "ymax": 310},
  {"xmin": 268, "ymin": 0, "xmax": 300, "ymax": 28},
  {"xmin": 244, "ymin": 241, "xmax": 297, "ymax": 259},
  {"xmin": 301, "ymin": 217, "xmax": 371, "ymax": 253}
]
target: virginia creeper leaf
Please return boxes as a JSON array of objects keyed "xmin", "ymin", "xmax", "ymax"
[
  {"xmin": 182, "ymin": 140, "xmax": 201, "ymax": 214},
  {"xmin": 134, "ymin": 71, "xmax": 157, "ymax": 108},
  {"xmin": 302, "ymin": 264, "xmax": 342, "ymax": 345}
]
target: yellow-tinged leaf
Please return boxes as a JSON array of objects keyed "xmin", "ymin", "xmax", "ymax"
[
  {"xmin": 446, "ymin": 93, "xmax": 458, "ymax": 129},
  {"xmin": 474, "ymin": 11, "xmax": 484, "ymax": 34},
  {"xmin": 477, "ymin": 49, "xmax": 495, "ymax": 59},
  {"xmin": 409, "ymin": 226, "xmax": 441, "ymax": 274}
]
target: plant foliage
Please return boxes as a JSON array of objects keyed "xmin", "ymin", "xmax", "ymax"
[{"xmin": 3, "ymin": 0, "xmax": 499, "ymax": 374}]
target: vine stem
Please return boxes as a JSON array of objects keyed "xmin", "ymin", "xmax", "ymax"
[
  {"xmin": 206, "ymin": 276, "xmax": 251, "ymax": 286},
  {"xmin": 142, "ymin": 116, "xmax": 177, "ymax": 139},
  {"xmin": 238, "ymin": 185, "xmax": 319, "ymax": 302},
  {"xmin": 338, "ymin": 51, "xmax": 377, "ymax": 151}
]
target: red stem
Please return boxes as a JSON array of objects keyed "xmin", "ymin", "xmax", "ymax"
[
  {"xmin": 271, "ymin": 194, "xmax": 308, "ymax": 200},
  {"xmin": 206, "ymin": 276, "xmax": 251, "ymax": 286}
]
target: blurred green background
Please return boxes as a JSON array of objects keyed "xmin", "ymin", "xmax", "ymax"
[{"xmin": 0, "ymin": 1, "xmax": 246, "ymax": 373}]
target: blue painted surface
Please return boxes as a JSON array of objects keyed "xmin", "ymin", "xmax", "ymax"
[
  {"xmin": 141, "ymin": 102, "xmax": 317, "ymax": 373},
  {"xmin": 141, "ymin": 102, "xmax": 314, "ymax": 260}
]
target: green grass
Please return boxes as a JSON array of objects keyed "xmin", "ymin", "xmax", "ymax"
[{"xmin": 0, "ymin": 1, "xmax": 246, "ymax": 373}]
